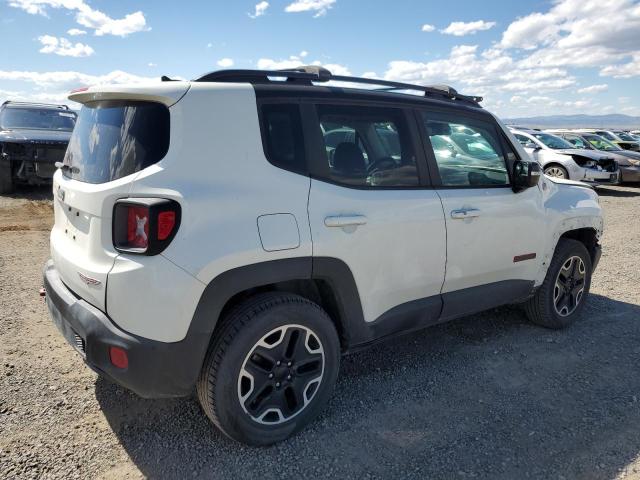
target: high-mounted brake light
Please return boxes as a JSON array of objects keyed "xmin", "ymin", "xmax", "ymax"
[
  {"xmin": 113, "ymin": 198, "xmax": 181, "ymax": 255},
  {"xmin": 70, "ymin": 86, "xmax": 89, "ymax": 93}
]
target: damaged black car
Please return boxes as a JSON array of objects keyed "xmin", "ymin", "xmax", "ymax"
[{"xmin": 0, "ymin": 101, "xmax": 77, "ymax": 193}]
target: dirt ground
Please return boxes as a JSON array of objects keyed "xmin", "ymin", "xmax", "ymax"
[{"xmin": 1, "ymin": 184, "xmax": 640, "ymax": 479}]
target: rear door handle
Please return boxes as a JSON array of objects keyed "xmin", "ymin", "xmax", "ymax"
[
  {"xmin": 450, "ymin": 208, "xmax": 481, "ymax": 219},
  {"xmin": 324, "ymin": 215, "xmax": 368, "ymax": 228}
]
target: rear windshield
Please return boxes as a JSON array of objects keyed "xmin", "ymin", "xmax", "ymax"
[
  {"xmin": 0, "ymin": 107, "xmax": 76, "ymax": 131},
  {"xmin": 63, "ymin": 100, "xmax": 170, "ymax": 183}
]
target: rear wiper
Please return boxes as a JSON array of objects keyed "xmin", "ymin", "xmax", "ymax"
[{"xmin": 54, "ymin": 162, "xmax": 79, "ymax": 174}]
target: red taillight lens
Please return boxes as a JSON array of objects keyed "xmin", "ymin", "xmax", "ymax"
[
  {"xmin": 157, "ymin": 211, "xmax": 176, "ymax": 240},
  {"xmin": 126, "ymin": 206, "xmax": 150, "ymax": 249},
  {"xmin": 113, "ymin": 199, "xmax": 181, "ymax": 255},
  {"xmin": 109, "ymin": 346, "xmax": 129, "ymax": 369}
]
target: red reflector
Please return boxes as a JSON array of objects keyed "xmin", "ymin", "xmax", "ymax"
[
  {"xmin": 157, "ymin": 211, "xmax": 176, "ymax": 240},
  {"xmin": 109, "ymin": 346, "xmax": 129, "ymax": 369},
  {"xmin": 127, "ymin": 206, "xmax": 149, "ymax": 249},
  {"xmin": 70, "ymin": 86, "xmax": 89, "ymax": 93}
]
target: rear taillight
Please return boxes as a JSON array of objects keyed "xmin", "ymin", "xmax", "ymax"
[{"xmin": 113, "ymin": 198, "xmax": 181, "ymax": 255}]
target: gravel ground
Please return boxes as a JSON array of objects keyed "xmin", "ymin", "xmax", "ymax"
[{"xmin": 1, "ymin": 184, "xmax": 640, "ymax": 479}]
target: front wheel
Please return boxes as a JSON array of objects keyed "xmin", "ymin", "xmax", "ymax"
[
  {"xmin": 525, "ymin": 239, "xmax": 592, "ymax": 329},
  {"xmin": 544, "ymin": 164, "xmax": 569, "ymax": 179},
  {"xmin": 197, "ymin": 293, "xmax": 340, "ymax": 446}
]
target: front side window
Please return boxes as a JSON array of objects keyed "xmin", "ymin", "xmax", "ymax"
[
  {"xmin": 422, "ymin": 113, "xmax": 509, "ymax": 187},
  {"xmin": 64, "ymin": 100, "xmax": 169, "ymax": 184},
  {"xmin": 317, "ymin": 105, "xmax": 419, "ymax": 187}
]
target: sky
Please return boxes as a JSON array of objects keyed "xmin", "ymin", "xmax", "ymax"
[{"xmin": 1, "ymin": 0, "xmax": 639, "ymax": 118}]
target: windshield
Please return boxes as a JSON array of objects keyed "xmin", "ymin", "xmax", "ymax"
[
  {"xmin": 532, "ymin": 133, "xmax": 573, "ymax": 149},
  {"xmin": 63, "ymin": 100, "xmax": 170, "ymax": 184},
  {"xmin": 615, "ymin": 131, "xmax": 638, "ymax": 142},
  {"xmin": 585, "ymin": 134, "xmax": 622, "ymax": 151},
  {"xmin": 0, "ymin": 107, "xmax": 76, "ymax": 131}
]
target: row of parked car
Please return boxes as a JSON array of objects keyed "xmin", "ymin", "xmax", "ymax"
[
  {"xmin": 1, "ymin": 99, "xmax": 639, "ymax": 193},
  {"xmin": 509, "ymin": 126, "xmax": 640, "ymax": 185}
]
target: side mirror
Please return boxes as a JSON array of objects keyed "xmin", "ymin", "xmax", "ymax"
[
  {"xmin": 512, "ymin": 160, "xmax": 541, "ymax": 192},
  {"xmin": 524, "ymin": 142, "xmax": 541, "ymax": 150}
]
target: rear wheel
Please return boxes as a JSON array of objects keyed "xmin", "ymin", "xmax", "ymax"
[
  {"xmin": 544, "ymin": 164, "xmax": 568, "ymax": 179},
  {"xmin": 197, "ymin": 293, "xmax": 340, "ymax": 446},
  {"xmin": 525, "ymin": 239, "xmax": 592, "ymax": 329}
]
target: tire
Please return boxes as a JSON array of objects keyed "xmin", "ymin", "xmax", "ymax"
[
  {"xmin": 0, "ymin": 161, "xmax": 13, "ymax": 194},
  {"xmin": 197, "ymin": 292, "xmax": 340, "ymax": 446},
  {"xmin": 544, "ymin": 164, "xmax": 569, "ymax": 180},
  {"xmin": 525, "ymin": 238, "xmax": 592, "ymax": 329}
]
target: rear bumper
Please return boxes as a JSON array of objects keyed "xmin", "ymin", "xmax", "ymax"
[{"xmin": 43, "ymin": 260, "xmax": 204, "ymax": 398}]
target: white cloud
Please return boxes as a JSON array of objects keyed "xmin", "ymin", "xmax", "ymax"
[
  {"xmin": 0, "ymin": 69, "xmax": 158, "ymax": 89},
  {"xmin": 600, "ymin": 54, "xmax": 640, "ymax": 78},
  {"xmin": 441, "ymin": 20, "xmax": 496, "ymax": 36},
  {"xmin": 421, "ymin": 24, "xmax": 435, "ymax": 32},
  {"xmin": 8, "ymin": 0, "xmax": 149, "ymax": 37},
  {"xmin": 577, "ymin": 84, "xmax": 608, "ymax": 94},
  {"xmin": 500, "ymin": 0, "xmax": 640, "ymax": 74},
  {"xmin": 217, "ymin": 58, "xmax": 234, "ymax": 68},
  {"xmin": 256, "ymin": 55, "xmax": 350, "ymax": 77},
  {"xmin": 147, "ymin": 62, "xmax": 156, "ymax": 67},
  {"xmin": 67, "ymin": 28, "xmax": 86, "ymax": 36},
  {"xmin": 38, "ymin": 35, "xmax": 94, "ymax": 57},
  {"xmin": 0, "ymin": 69, "xmax": 163, "ymax": 107},
  {"xmin": 249, "ymin": 1, "xmax": 269, "ymax": 18},
  {"xmin": 300, "ymin": 50, "xmax": 308, "ymax": 58},
  {"xmin": 284, "ymin": 0, "xmax": 336, "ymax": 17}
]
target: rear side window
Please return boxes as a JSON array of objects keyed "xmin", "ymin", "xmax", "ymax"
[
  {"xmin": 316, "ymin": 104, "xmax": 419, "ymax": 187},
  {"xmin": 260, "ymin": 103, "xmax": 306, "ymax": 174},
  {"xmin": 421, "ymin": 112, "xmax": 509, "ymax": 187},
  {"xmin": 64, "ymin": 100, "xmax": 169, "ymax": 184}
]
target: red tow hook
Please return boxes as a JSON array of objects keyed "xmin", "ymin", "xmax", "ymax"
[{"xmin": 39, "ymin": 287, "xmax": 46, "ymax": 298}]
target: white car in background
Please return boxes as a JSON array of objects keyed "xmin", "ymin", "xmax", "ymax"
[{"xmin": 509, "ymin": 127, "xmax": 619, "ymax": 185}]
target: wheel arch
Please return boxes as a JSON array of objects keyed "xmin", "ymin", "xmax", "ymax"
[{"xmin": 189, "ymin": 257, "xmax": 366, "ymax": 371}]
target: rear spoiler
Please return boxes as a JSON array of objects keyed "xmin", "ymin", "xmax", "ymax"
[{"xmin": 68, "ymin": 82, "xmax": 191, "ymax": 107}]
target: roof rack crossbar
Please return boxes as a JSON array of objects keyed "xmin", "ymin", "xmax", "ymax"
[
  {"xmin": 2, "ymin": 100, "xmax": 70, "ymax": 110},
  {"xmin": 194, "ymin": 66, "xmax": 483, "ymax": 104}
]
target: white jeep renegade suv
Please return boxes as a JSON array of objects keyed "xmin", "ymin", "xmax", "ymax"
[{"xmin": 44, "ymin": 66, "xmax": 603, "ymax": 446}]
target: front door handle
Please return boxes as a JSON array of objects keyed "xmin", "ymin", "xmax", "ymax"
[
  {"xmin": 324, "ymin": 215, "xmax": 368, "ymax": 228},
  {"xmin": 450, "ymin": 208, "xmax": 481, "ymax": 219}
]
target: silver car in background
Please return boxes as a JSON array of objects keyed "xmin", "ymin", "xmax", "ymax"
[
  {"xmin": 547, "ymin": 130, "xmax": 640, "ymax": 183},
  {"xmin": 509, "ymin": 127, "xmax": 619, "ymax": 185}
]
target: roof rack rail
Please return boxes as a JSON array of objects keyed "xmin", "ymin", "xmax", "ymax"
[
  {"xmin": 1, "ymin": 100, "xmax": 70, "ymax": 110},
  {"xmin": 194, "ymin": 66, "xmax": 483, "ymax": 105}
]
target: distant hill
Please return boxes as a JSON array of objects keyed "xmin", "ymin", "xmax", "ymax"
[{"xmin": 502, "ymin": 114, "xmax": 640, "ymax": 129}]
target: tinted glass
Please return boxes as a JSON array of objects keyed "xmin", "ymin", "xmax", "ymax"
[
  {"xmin": 563, "ymin": 135, "xmax": 588, "ymax": 149},
  {"xmin": 0, "ymin": 107, "xmax": 76, "ymax": 131},
  {"xmin": 514, "ymin": 134, "xmax": 535, "ymax": 147},
  {"xmin": 260, "ymin": 103, "xmax": 306, "ymax": 174},
  {"xmin": 317, "ymin": 105, "xmax": 419, "ymax": 187},
  {"xmin": 63, "ymin": 101, "xmax": 169, "ymax": 184},
  {"xmin": 422, "ymin": 113, "xmax": 509, "ymax": 187},
  {"xmin": 585, "ymin": 134, "xmax": 621, "ymax": 151},
  {"xmin": 532, "ymin": 133, "xmax": 573, "ymax": 149},
  {"xmin": 597, "ymin": 131, "xmax": 616, "ymax": 141},
  {"xmin": 616, "ymin": 131, "xmax": 637, "ymax": 142}
]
